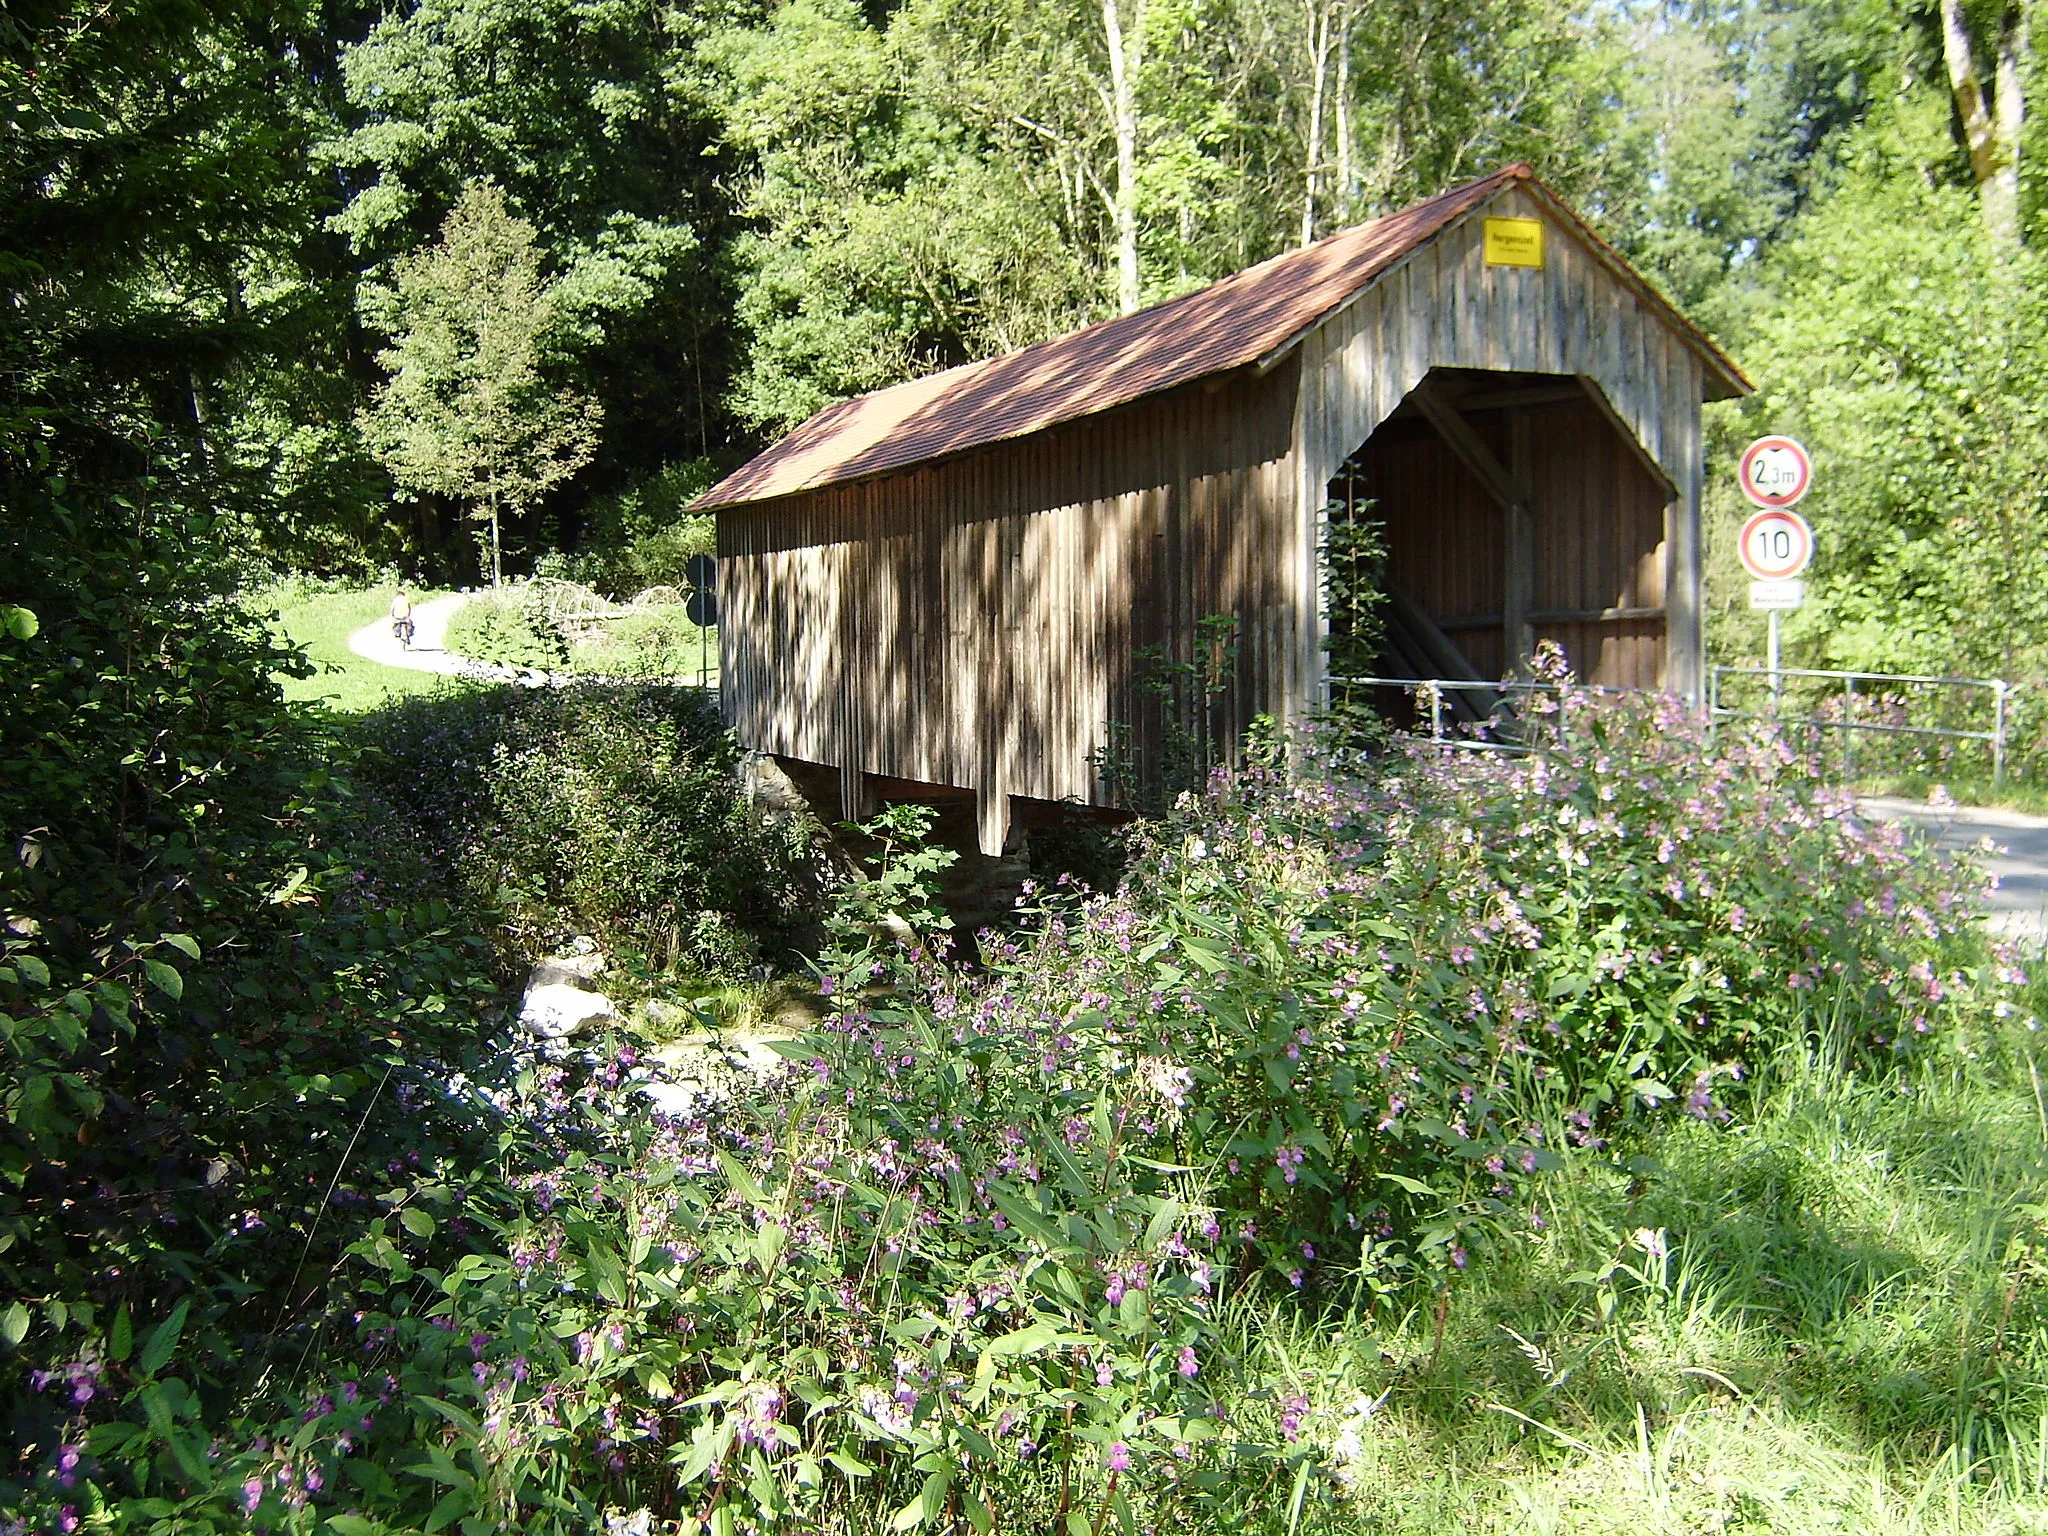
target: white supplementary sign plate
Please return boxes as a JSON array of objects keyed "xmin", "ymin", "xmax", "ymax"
[
  {"xmin": 1738, "ymin": 508, "xmax": 1815, "ymax": 581},
  {"xmin": 1749, "ymin": 578, "xmax": 1805, "ymax": 611},
  {"xmin": 1738, "ymin": 435, "xmax": 1812, "ymax": 508}
]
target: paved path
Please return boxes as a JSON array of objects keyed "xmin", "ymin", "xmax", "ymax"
[
  {"xmin": 348, "ymin": 593, "xmax": 472, "ymax": 674},
  {"xmin": 347, "ymin": 593, "xmax": 562, "ymax": 687},
  {"xmin": 1859, "ymin": 797, "xmax": 2048, "ymax": 949},
  {"xmin": 348, "ymin": 591, "xmax": 715, "ymax": 690}
]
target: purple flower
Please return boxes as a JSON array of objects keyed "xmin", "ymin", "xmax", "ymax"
[
  {"xmin": 1280, "ymin": 1394, "xmax": 1310, "ymax": 1441},
  {"xmin": 1178, "ymin": 1346, "xmax": 1199, "ymax": 1378},
  {"xmin": 1108, "ymin": 1441, "xmax": 1130, "ymax": 1472},
  {"xmin": 243, "ymin": 1478, "xmax": 263, "ymax": 1513}
]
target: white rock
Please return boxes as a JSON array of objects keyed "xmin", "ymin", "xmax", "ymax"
[
  {"xmin": 519, "ymin": 982, "xmax": 618, "ymax": 1039},
  {"xmin": 637, "ymin": 1081, "xmax": 704, "ymax": 1118},
  {"xmin": 731, "ymin": 1036, "xmax": 792, "ymax": 1080},
  {"xmin": 527, "ymin": 943, "xmax": 606, "ymax": 991}
]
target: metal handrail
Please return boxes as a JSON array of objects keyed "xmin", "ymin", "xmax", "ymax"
[
  {"xmin": 1711, "ymin": 663, "xmax": 2007, "ymax": 689},
  {"xmin": 1324, "ymin": 674, "xmax": 1598, "ymax": 751},
  {"xmin": 1325, "ymin": 668, "xmax": 2021, "ymax": 786},
  {"xmin": 1707, "ymin": 665, "xmax": 2015, "ymax": 785}
]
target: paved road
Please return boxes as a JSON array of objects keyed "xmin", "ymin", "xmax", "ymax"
[{"xmin": 1859, "ymin": 796, "xmax": 2048, "ymax": 949}]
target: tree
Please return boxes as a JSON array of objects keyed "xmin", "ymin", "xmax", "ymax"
[
  {"xmin": 1940, "ymin": 0, "xmax": 2028, "ymax": 246},
  {"xmin": 328, "ymin": 0, "xmax": 740, "ymax": 483},
  {"xmin": 1103, "ymin": 0, "xmax": 1149, "ymax": 308},
  {"xmin": 0, "ymin": 0, "xmax": 401, "ymax": 568},
  {"xmin": 359, "ymin": 182, "xmax": 600, "ymax": 587},
  {"xmin": 1725, "ymin": 100, "xmax": 2048, "ymax": 683}
]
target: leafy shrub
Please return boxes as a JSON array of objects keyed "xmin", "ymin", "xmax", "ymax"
[
  {"xmin": 353, "ymin": 683, "xmax": 818, "ymax": 971},
  {"xmin": 978, "ymin": 684, "xmax": 2020, "ymax": 1286},
  {"xmin": 613, "ymin": 518, "xmax": 715, "ymax": 595},
  {"xmin": 565, "ymin": 461, "xmax": 718, "ymax": 597},
  {"xmin": 568, "ymin": 604, "xmax": 716, "ymax": 680},
  {"xmin": 1, "ymin": 473, "xmax": 500, "ymax": 1518},
  {"xmin": 442, "ymin": 588, "xmax": 571, "ymax": 672},
  {"xmin": 8, "ymin": 571, "xmax": 2033, "ymax": 1536}
]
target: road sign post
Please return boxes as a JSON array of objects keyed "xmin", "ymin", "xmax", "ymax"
[
  {"xmin": 1736, "ymin": 438, "xmax": 1815, "ymax": 713},
  {"xmin": 684, "ymin": 552, "xmax": 718, "ymax": 690}
]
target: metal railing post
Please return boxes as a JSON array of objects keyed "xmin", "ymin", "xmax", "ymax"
[
  {"xmin": 1843, "ymin": 674, "xmax": 1857, "ymax": 784},
  {"xmin": 1994, "ymin": 679, "xmax": 2008, "ymax": 787},
  {"xmin": 1428, "ymin": 681, "xmax": 1445, "ymax": 742}
]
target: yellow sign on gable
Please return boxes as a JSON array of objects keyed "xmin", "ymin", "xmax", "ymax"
[{"xmin": 1484, "ymin": 216, "xmax": 1545, "ymax": 269}]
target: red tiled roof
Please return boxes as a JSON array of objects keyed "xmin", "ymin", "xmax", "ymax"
[{"xmin": 696, "ymin": 166, "xmax": 1746, "ymax": 510}]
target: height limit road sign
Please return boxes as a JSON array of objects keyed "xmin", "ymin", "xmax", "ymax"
[
  {"xmin": 1737, "ymin": 435, "xmax": 1812, "ymax": 509},
  {"xmin": 1736, "ymin": 440, "xmax": 1816, "ymax": 696}
]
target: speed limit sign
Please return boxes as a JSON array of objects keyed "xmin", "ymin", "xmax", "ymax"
[
  {"xmin": 1738, "ymin": 508, "xmax": 1814, "ymax": 581},
  {"xmin": 1737, "ymin": 435, "xmax": 1812, "ymax": 508}
]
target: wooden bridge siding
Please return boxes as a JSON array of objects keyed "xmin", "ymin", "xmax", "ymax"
[
  {"xmin": 1352, "ymin": 419, "xmax": 1508, "ymax": 681},
  {"xmin": 718, "ymin": 363, "xmax": 1303, "ymax": 835},
  {"xmin": 1291, "ymin": 182, "xmax": 1708, "ymax": 708},
  {"xmin": 1523, "ymin": 396, "xmax": 1670, "ymax": 688}
]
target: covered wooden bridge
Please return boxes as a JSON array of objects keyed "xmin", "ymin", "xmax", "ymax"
[{"xmin": 695, "ymin": 165, "xmax": 1750, "ymax": 855}]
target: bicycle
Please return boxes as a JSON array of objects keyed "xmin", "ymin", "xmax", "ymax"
[{"xmin": 392, "ymin": 615, "xmax": 415, "ymax": 649}]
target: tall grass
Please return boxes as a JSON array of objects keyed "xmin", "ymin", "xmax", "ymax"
[
  {"xmin": 13, "ymin": 680, "xmax": 2046, "ymax": 1534},
  {"xmin": 1216, "ymin": 1028, "xmax": 2048, "ymax": 1532}
]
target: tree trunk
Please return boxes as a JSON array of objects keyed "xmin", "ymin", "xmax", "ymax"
[
  {"xmin": 1991, "ymin": 7, "xmax": 2027, "ymax": 244},
  {"xmin": 488, "ymin": 490, "xmax": 503, "ymax": 589},
  {"xmin": 1942, "ymin": 0, "xmax": 2027, "ymax": 248},
  {"xmin": 1300, "ymin": 0, "xmax": 1333, "ymax": 247},
  {"xmin": 1334, "ymin": 8, "xmax": 1353, "ymax": 227},
  {"xmin": 1103, "ymin": 0, "xmax": 1146, "ymax": 313}
]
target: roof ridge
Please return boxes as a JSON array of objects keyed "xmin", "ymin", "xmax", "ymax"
[{"xmin": 694, "ymin": 163, "xmax": 1742, "ymax": 512}]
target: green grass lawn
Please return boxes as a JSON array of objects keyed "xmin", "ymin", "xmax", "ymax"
[{"xmin": 260, "ymin": 583, "xmax": 477, "ymax": 713}]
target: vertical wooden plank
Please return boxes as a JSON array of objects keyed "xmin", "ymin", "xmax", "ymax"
[
  {"xmin": 1668, "ymin": 356, "xmax": 1705, "ymax": 703},
  {"xmin": 1505, "ymin": 408, "xmax": 1535, "ymax": 672}
]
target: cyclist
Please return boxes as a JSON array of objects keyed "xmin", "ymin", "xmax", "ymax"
[{"xmin": 390, "ymin": 587, "xmax": 415, "ymax": 649}]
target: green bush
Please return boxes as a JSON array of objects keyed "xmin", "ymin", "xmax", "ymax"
[
  {"xmin": 566, "ymin": 460, "xmax": 718, "ymax": 597},
  {"xmin": 10, "ymin": 554, "xmax": 2040, "ymax": 1535},
  {"xmin": 567, "ymin": 604, "xmax": 716, "ymax": 680},
  {"xmin": 614, "ymin": 518, "xmax": 715, "ymax": 594},
  {"xmin": 353, "ymin": 683, "xmax": 816, "ymax": 971},
  {"xmin": 442, "ymin": 588, "xmax": 571, "ymax": 671},
  {"xmin": 1, "ymin": 472, "xmax": 500, "ymax": 1518}
]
